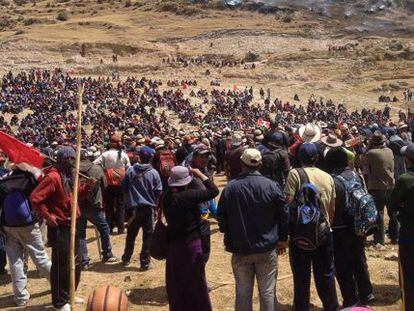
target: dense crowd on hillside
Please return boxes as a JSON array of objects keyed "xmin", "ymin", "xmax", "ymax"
[{"xmin": 0, "ymin": 69, "xmax": 413, "ymax": 311}]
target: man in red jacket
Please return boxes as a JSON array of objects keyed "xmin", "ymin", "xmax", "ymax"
[{"xmin": 31, "ymin": 147, "xmax": 94, "ymax": 311}]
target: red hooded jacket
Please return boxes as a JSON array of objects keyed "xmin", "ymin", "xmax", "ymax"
[{"xmin": 30, "ymin": 167, "xmax": 87, "ymax": 226}]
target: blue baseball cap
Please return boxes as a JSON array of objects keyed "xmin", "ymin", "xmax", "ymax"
[
  {"xmin": 298, "ymin": 142, "xmax": 318, "ymax": 163},
  {"xmin": 138, "ymin": 146, "xmax": 155, "ymax": 162}
]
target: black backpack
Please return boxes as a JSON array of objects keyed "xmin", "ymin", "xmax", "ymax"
[
  {"xmin": 290, "ymin": 168, "xmax": 330, "ymax": 251},
  {"xmin": 260, "ymin": 149, "xmax": 285, "ymax": 185}
]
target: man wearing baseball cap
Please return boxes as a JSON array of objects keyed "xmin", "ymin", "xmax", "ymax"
[
  {"xmin": 388, "ymin": 143, "xmax": 414, "ymax": 310},
  {"xmin": 218, "ymin": 148, "xmax": 289, "ymax": 311}
]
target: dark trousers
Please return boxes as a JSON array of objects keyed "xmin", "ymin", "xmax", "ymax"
[
  {"xmin": 333, "ymin": 230, "xmax": 373, "ymax": 307},
  {"xmin": 104, "ymin": 186, "xmax": 125, "ymax": 233},
  {"xmin": 289, "ymin": 233, "xmax": 339, "ymax": 311},
  {"xmin": 370, "ymin": 189, "xmax": 399, "ymax": 244},
  {"xmin": 200, "ymin": 218, "xmax": 211, "ymax": 265},
  {"xmin": 0, "ymin": 235, "xmax": 6, "ymax": 273},
  {"xmin": 78, "ymin": 208, "xmax": 112, "ymax": 265},
  {"xmin": 399, "ymin": 241, "xmax": 414, "ymax": 311},
  {"xmin": 49, "ymin": 226, "xmax": 82, "ymax": 308},
  {"xmin": 122, "ymin": 206, "xmax": 153, "ymax": 267},
  {"xmin": 166, "ymin": 237, "xmax": 212, "ymax": 311}
]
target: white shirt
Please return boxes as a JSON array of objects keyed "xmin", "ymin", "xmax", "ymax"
[{"xmin": 94, "ymin": 149, "xmax": 130, "ymax": 169}]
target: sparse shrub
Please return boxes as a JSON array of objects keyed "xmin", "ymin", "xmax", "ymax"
[
  {"xmin": 281, "ymin": 15, "xmax": 292, "ymax": 23},
  {"xmin": 244, "ymin": 51, "xmax": 259, "ymax": 62},
  {"xmin": 23, "ymin": 18, "xmax": 34, "ymax": 25},
  {"xmin": 14, "ymin": 0, "xmax": 30, "ymax": 5},
  {"xmin": 56, "ymin": 11, "xmax": 69, "ymax": 21},
  {"xmin": 15, "ymin": 29, "xmax": 24, "ymax": 35}
]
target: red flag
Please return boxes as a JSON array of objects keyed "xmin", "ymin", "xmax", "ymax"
[
  {"xmin": 0, "ymin": 131, "xmax": 44, "ymax": 169},
  {"xmin": 256, "ymin": 118, "xmax": 270, "ymax": 129}
]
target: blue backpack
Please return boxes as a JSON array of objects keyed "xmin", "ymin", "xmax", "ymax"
[
  {"xmin": 3, "ymin": 192, "xmax": 34, "ymax": 227},
  {"xmin": 0, "ymin": 172, "xmax": 37, "ymax": 227},
  {"xmin": 290, "ymin": 168, "xmax": 330, "ymax": 251},
  {"xmin": 334, "ymin": 172, "xmax": 378, "ymax": 237}
]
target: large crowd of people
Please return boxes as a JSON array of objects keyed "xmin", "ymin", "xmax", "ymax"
[{"xmin": 0, "ymin": 69, "xmax": 413, "ymax": 311}]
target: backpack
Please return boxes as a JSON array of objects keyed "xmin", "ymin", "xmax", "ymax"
[
  {"xmin": 79, "ymin": 165, "xmax": 101, "ymax": 209},
  {"xmin": 3, "ymin": 192, "xmax": 34, "ymax": 227},
  {"xmin": 260, "ymin": 149, "xmax": 285, "ymax": 185},
  {"xmin": 157, "ymin": 150, "xmax": 176, "ymax": 180},
  {"xmin": 0, "ymin": 172, "xmax": 38, "ymax": 227},
  {"xmin": 290, "ymin": 168, "xmax": 330, "ymax": 251},
  {"xmin": 105, "ymin": 167, "xmax": 125, "ymax": 187},
  {"xmin": 335, "ymin": 172, "xmax": 378, "ymax": 237}
]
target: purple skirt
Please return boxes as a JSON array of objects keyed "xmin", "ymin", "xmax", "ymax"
[{"xmin": 166, "ymin": 237, "xmax": 212, "ymax": 311}]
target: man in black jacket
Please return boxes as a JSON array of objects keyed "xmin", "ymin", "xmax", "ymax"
[
  {"xmin": 325, "ymin": 148, "xmax": 374, "ymax": 308},
  {"xmin": 217, "ymin": 148, "xmax": 289, "ymax": 311}
]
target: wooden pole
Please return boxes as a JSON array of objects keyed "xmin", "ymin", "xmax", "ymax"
[{"xmin": 70, "ymin": 83, "xmax": 84, "ymax": 308}]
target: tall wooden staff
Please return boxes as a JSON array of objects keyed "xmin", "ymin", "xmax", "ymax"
[{"xmin": 70, "ymin": 83, "xmax": 84, "ymax": 308}]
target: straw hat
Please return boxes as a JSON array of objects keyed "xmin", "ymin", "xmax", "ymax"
[
  {"xmin": 299, "ymin": 123, "xmax": 321, "ymax": 143},
  {"xmin": 321, "ymin": 134, "xmax": 343, "ymax": 148}
]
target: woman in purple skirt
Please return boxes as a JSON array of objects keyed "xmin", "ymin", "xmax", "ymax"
[{"xmin": 163, "ymin": 166, "xmax": 219, "ymax": 311}]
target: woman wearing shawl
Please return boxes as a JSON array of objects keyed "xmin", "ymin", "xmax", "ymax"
[{"xmin": 162, "ymin": 166, "xmax": 219, "ymax": 311}]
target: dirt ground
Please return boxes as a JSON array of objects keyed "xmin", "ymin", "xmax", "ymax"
[
  {"xmin": 0, "ymin": 175, "xmax": 403, "ymax": 311},
  {"xmin": 0, "ymin": 0, "xmax": 412, "ymax": 310}
]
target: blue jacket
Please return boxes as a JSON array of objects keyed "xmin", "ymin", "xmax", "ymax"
[
  {"xmin": 122, "ymin": 164, "xmax": 162, "ymax": 209},
  {"xmin": 217, "ymin": 171, "xmax": 289, "ymax": 254}
]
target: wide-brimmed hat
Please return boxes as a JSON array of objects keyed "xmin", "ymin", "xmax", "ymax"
[
  {"xmin": 154, "ymin": 140, "xmax": 165, "ymax": 150},
  {"xmin": 136, "ymin": 134, "xmax": 145, "ymax": 144},
  {"xmin": 168, "ymin": 166, "xmax": 192, "ymax": 187},
  {"xmin": 370, "ymin": 131, "xmax": 385, "ymax": 145},
  {"xmin": 398, "ymin": 122, "xmax": 408, "ymax": 131},
  {"xmin": 184, "ymin": 135, "xmax": 197, "ymax": 145},
  {"xmin": 232, "ymin": 134, "xmax": 243, "ymax": 147},
  {"xmin": 317, "ymin": 121, "xmax": 328, "ymax": 129},
  {"xmin": 321, "ymin": 134, "xmax": 343, "ymax": 148},
  {"xmin": 193, "ymin": 143, "xmax": 211, "ymax": 156},
  {"xmin": 299, "ymin": 123, "xmax": 321, "ymax": 143}
]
